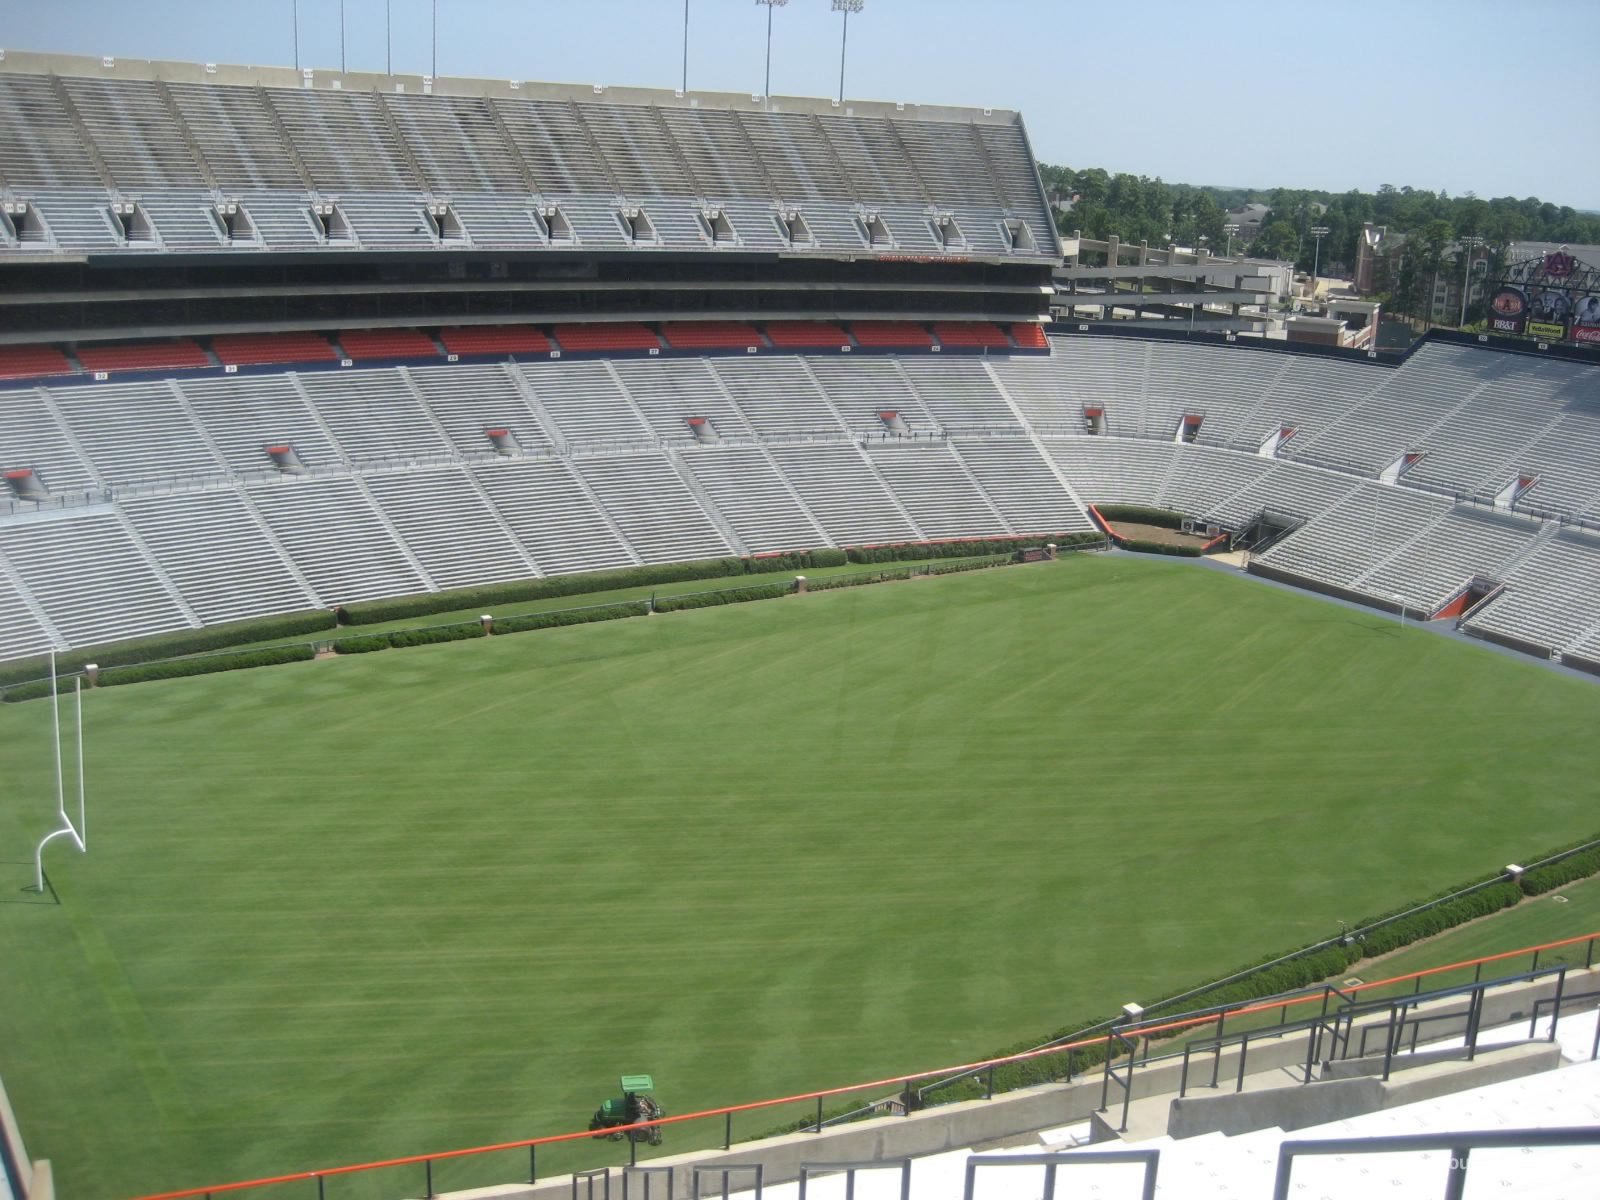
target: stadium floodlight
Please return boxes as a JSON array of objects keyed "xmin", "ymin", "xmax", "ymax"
[
  {"xmin": 682, "ymin": 0, "xmax": 689, "ymax": 93},
  {"xmin": 340, "ymin": 0, "xmax": 346, "ymax": 74},
  {"xmin": 1310, "ymin": 225, "xmax": 1330, "ymax": 286},
  {"xmin": 1459, "ymin": 236, "xmax": 1484, "ymax": 328},
  {"xmin": 291, "ymin": 0, "xmax": 299, "ymax": 71},
  {"xmin": 832, "ymin": 0, "xmax": 865, "ymax": 104},
  {"xmin": 1223, "ymin": 222, "xmax": 1239, "ymax": 257},
  {"xmin": 386, "ymin": 0, "xmax": 392, "ymax": 76},
  {"xmin": 756, "ymin": 0, "xmax": 789, "ymax": 104}
]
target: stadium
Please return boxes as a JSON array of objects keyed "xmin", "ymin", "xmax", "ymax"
[{"xmin": 1, "ymin": 21, "xmax": 1599, "ymax": 1200}]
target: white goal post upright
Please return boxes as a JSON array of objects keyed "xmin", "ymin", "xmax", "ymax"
[{"xmin": 31, "ymin": 652, "xmax": 87, "ymax": 894}]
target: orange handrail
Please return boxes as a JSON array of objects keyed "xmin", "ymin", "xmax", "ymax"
[{"xmin": 131, "ymin": 929, "xmax": 1600, "ymax": 1200}]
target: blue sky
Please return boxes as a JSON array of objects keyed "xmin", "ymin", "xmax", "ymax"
[{"xmin": 6, "ymin": 0, "xmax": 1599, "ymax": 208}]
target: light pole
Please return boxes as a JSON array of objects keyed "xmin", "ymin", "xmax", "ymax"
[
  {"xmin": 682, "ymin": 0, "xmax": 690, "ymax": 93},
  {"xmin": 756, "ymin": 0, "xmax": 788, "ymax": 102},
  {"xmin": 1458, "ymin": 236, "xmax": 1484, "ymax": 327},
  {"xmin": 340, "ymin": 0, "xmax": 346, "ymax": 73},
  {"xmin": 1310, "ymin": 225, "xmax": 1330, "ymax": 289},
  {"xmin": 1223, "ymin": 222, "xmax": 1238, "ymax": 258},
  {"xmin": 432, "ymin": 0, "xmax": 438, "ymax": 78},
  {"xmin": 832, "ymin": 0, "xmax": 864, "ymax": 104},
  {"xmin": 386, "ymin": 0, "xmax": 392, "ymax": 75},
  {"xmin": 291, "ymin": 0, "xmax": 299, "ymax": 70}
]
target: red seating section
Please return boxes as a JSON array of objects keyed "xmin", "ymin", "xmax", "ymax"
[
  {"xmin": 763, "ymin": 321, "xmax": 850, "ymax": 349},
  {"xmin": 337, "ymin": 329, "xmax": 440, "ymax": 361},
  {"xmin": 211, "ymin": 332, "xmax": 337, "ymax": 367},
  {"xmin": 439, "ymin": 326, "xmax": 554, "ymax": 356},
  {"xmin": 552, "ymin": 323, "xmax": 661, "ymax": 352},
  {"xmin": 849, "ymin": 321, "xmax": 934, "ymax": 349},
  {"xmin": 0, "ymin": 344, "xmax": 73, "ymax": 380},
  {"xmin": 933, "ymin": 322, "xmax": 1012, "ymax": 349},
  {"xmin": 660, "ymin": 321, "xmax": 763, "ymax": 350},
  {"xmin": 1010, "ymin": 323, "xmax": 1049, "ymax": 350},
  {"xmin": 75, "ymin": 339, "xmax": 210, "ymax": 373}
]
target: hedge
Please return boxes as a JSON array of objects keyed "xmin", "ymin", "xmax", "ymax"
[
  {"xmin": 1520, "ymin": 838, "xmax": 1600, "ymax": 895},
  {"xmin": 1120, "ymin": 539, "xmax": 1202, "ymax": 558},
  {"xmin": 845, "ymin": 533, "xmax": 1100, "ymax": 564},
  {"xmin": 653, "ymin": 582, "xmax": 792, "ymax": 612},
  {"xmin": 2, "ymin": 645, "xmax": 319, "ymax": 700},
  {"xmin": 492, "ymin": 602, "xmax": 651, "ymax": 635},
  {"xmin": 329, "ymin": 624, "xmax": 488, "ymax": 654},
  {"xmin": 98, "ymin": 645, "xmax": 316, "ymax": 686},
  {"xmin": 0, "ymin": 609, "xmax": 336, "ymax": 687},
  {"xmin": 1096, "ymin": 505, "xmax": 1187, "ymax": 529}
]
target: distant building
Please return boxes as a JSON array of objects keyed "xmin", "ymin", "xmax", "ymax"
[
  {"xmin": 1286, "ymin": 299, "xmax": 1380, "ymax": 349},
  {"xmin": 1225, "ymin": 203, "xmax": 1271, "ymax": 241}
]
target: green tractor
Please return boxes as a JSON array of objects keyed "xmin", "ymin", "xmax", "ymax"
[{"xmin": 588, "ymin": 1074, "xmax": 664, "ymax": 1145}]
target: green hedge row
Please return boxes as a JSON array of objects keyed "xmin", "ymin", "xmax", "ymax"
[
  {"xmin": 493, "ymin": 602, "xmax": 651, "ymax": 635},
  {"xmin": 337, "ymin": 550, "xmax": 867, "ymax": 626},
  {"xmin": 99, "ymin": 645, "xmax": 316, "ymax": 685},
  {"xmin": 2, "ymin": 645, "xmax": 318, "ymax": 700},
  {"xmin": 1520, "ymin": 838, "xmax": 1600, "ymax": 895},
  {"xmin": 1120, "ymin": 539, "xmax": 1203, "ymax": 558},
  {"xmin": 331, "ymin": 623, "xmax": 487, "ymax": 654},
  {"xmin": 844, "ymin": 533, "xmax": 1099, "ymax": 564},
  {"xmin": 654, "ymin": 582, "xmax": 792, "ymax": 612},
  {"xmin": 0, "ymin": 609, "xmax": 335, "ymax": 687},
  {"xmin": 1096, "ymin": 505, "xmax": 1187, "ymax": 529}
]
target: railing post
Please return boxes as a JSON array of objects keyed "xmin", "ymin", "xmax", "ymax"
[
  {"xmin": 985, "ymin": 1064, "xmax": 994, "ymax": 1099},
  {"xmin": 1532, "ymin": 948, "xmax": 1541, "ymax": 971},
  {"xmin": 317, "ymin": 1175, "xmax": 325, "ymax": 1200},
  {"xmin": 1179, "ymin": 1044, "xmax": 1192, "ymax": 1098},
  {"xmin": 530, "ymin": 1144, "xmax": 537, "ymax": 1184},
  {"xmin": 1443, "ymin": 1146, "xmax": 1470, "ymax": 1200},
  {"xmin": 901, "ymin": 1080, "xmax": 911, "ymax": 1116},
  {"xmin": 724, "ymin": 1111, "xmax": 732, "ymax": 1150},
  {"xmin": 424, "ymin": 1158, "xmax": 434, "ymax": 1199},
  {"xmin": 1235, "ymin": 1033, "xmax": 1250, "ymax": 1093},
  {"xmin": 1587, "ymin": 937, "xmax": 1595, "ymax": 969},
  {"xmin": 815, "ymin": 1096, "xmax": 823, "ymax": 1133},
  {"xmin": 1381, "ymin": 1005, "xmax": 1400, "ymax": 1081},
  {"xmin": 1546, "ymin": 968, "xmax": 1567, "ymax": 1042}
]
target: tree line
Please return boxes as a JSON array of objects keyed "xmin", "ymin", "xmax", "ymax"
[{"xmin": 1039, "ymin": 163, "xmax": 1600, "ymax": 324}]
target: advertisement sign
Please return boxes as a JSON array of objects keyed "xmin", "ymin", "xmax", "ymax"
[
  {"xmin": 1542, "ymin": 251, "xmax": 1577, "ymax": 279},
  {"xmin": 1527, "ymin": 320, "xmax": 1567, "ymax": 341},
  {"xmin": 1487, "ymin": 286, "xmax": 1527, "ymax": 334},
  {"xmin": 1573, "ymin": 293, "xmax": 1600, "ymax": 343},
  {"xmin": 1528, "ymin": 288, "xmax": 1573, "ymax": 325}
]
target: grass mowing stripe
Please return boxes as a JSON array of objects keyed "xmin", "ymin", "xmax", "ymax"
[{"xmin": 1, "ymin": 555, "xmax": 1597, "ymax": 1197}]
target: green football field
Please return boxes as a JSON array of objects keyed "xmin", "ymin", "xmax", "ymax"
[{"xmin": 3, "ymin": 555, "xmax": 1598, "ymax": 1199}]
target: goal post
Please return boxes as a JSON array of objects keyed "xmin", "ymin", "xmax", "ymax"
[{"xmin": 30, "ymin": 655, "xmax": 86, "ymax": 894}]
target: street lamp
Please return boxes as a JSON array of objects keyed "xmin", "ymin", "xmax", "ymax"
[
  {"xmin": 756, "ymin": 0, "xmax": 789, "ymax": 103},
  {"xmin": 1223, "ymin": 223, "xmax": 1238, "ymax": 257},
  {"xmin": 1459, "ymin": 236, "xmax": 1484, "ymax": 328},
  {"xmin": 1310, "ymin": 225, "xmax": 1330, "ymax": 287},
  {"xmin": 832, "ymin": 0, "xmax": 864, "ymax": 104}
]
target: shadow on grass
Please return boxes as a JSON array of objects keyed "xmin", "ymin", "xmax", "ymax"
[{"xmin": 0, "ymin": 861, "xmax": 58, "ymax": 904}]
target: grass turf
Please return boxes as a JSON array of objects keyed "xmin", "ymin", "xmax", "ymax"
[{"xmin": 2, "ymin": 554, "xmax": 1598, "ymax": 1198}]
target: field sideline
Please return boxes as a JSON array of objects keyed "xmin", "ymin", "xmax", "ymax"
[{"xmin": 2, "ymin": 554, "xmax": 1597, "ymax": 1198}]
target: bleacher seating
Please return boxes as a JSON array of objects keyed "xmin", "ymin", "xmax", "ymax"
[
  {"xmin": 74, "ymin": 339, "xmax": 210, "ymax": 374},
  {"xmin": 659, "ymin": 322, "xmax": 763, "ymax": 351},
  {"xmin": 437, "ymin": 326, "xmax": 554, "ymax": 357},
  {"xmin": 762, "ymin": 322, "xmax": 851, "ymax": 350},
  {"xmin": 4, "ymin": 334, "xmax": 1600, "ymax": 666},
  {"xmin": 0, "ymin": 344, "xmax": 73, "ymax": 380},
  {"xmin": 551, "ymin": 324, "xmax": 661, "ymax": 353},
  {"xmin": 210, "ymin": 333, "xmax": 337, "ymax": 368},
  {"xmin": 336, "ymin": 329, "xmax": 440, "ymax": 362},
  {"xmin": 849, "ymin": 321, "xmax": 934, "ymax": 349},
  {"xmin": 1010, "ymin": 323, "xmax": 1049, "ymax": 351},
  {"xmin": 932, "ymin": 322, "xmax": 1011, "ymax": 350}
]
